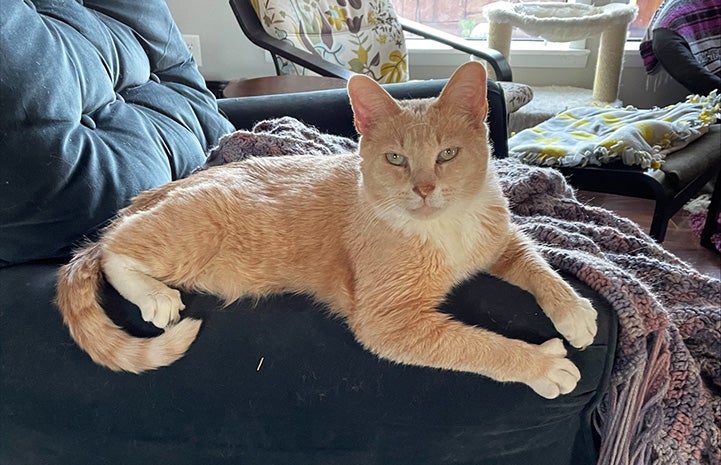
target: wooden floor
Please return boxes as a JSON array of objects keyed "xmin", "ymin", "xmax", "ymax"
[{"xmin": 576, "ymin": 191, "xmax": 720, "ymax": 280}]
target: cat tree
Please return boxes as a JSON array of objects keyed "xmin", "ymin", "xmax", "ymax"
[{"xmin": 483, "ymin": 2, "xmax": 637, "ymax": 132}]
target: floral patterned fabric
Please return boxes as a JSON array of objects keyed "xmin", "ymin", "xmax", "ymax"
[
  {"xmin": 498, "ymin": 81, "xmax": 533, "ymax": 113},
  {"xmin": 253, "ymin": 0, "xmax": 409, "ymax": 83}
]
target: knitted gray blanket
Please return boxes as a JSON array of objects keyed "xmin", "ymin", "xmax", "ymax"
[{"xmin": 202, "ymin": 118, "xmax": 721, "ymax": 465}]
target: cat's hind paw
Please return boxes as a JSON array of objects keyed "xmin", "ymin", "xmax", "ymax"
[
  {"xmin": 553, "ymin": 298, "xmax": 597, "ymax": 350},
  {"xmin": 527, "ymin": 338, "xmax": 580, "ymax": 399},
  {"xmin": 137, "ymin": 286, "xmax": 186, "ymax": 329}
]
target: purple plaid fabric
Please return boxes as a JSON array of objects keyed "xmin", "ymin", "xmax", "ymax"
[{"xmin": 640, "ymin": 0, "xmax": 721, "ymax": 76}]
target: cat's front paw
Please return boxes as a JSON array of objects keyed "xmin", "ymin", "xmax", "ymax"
[
  {"xmin": 553, "ymin": 298, "xmax": 597, "ymax": 349},
  {"xmin": 526, "ymin": 339, "xmax": 580, "ymax": 399},
  {"xmin": 137, "ymin": 287, "xmax": 186, "ymax": 329}
]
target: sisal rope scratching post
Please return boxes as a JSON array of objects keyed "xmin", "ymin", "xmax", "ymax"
[
  {"xmin": 484, "ymin": 2, "xmax": 637, "ymax": 104},
  {"xmin": 487, "ymin": 21, "xmax": 513, "ymax": 69},
  {"xmin": 594, "ymin": 22, "xmax": 630, "ymax": 102}
]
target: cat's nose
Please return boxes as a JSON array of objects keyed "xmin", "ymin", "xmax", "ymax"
[{"xmin": 413, "ymin": 183, "xmax": 436, "ymax": 199}]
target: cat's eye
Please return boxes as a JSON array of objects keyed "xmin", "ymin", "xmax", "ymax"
[
  {"xmin": 437, "ymin": 147, "xmax": 459, "ymax": 163},
  {"xmin": 385, "ymin": 152, "xmax": 408, "ymax": 166}
]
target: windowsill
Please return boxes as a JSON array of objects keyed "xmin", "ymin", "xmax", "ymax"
[
  {"xmin": 405, "ymin": 37, "xmax": 646, "ymax": 69},
  {"xmin": 405, "ymin": 38, "xmax": 589, "ymax": 68}
]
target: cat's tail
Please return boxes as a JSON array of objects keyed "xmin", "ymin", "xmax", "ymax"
[{"xmin": 55, "ymin": 242, "xmax": 201, "ymax": 373}]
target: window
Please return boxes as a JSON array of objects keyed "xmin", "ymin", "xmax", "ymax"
[
  {"xmin": 628, "ymin": 0, "xmax": 664, "ymax": 39},
  {"xmin": 391, "ymin": 0, "xmax": 663, "ymax": 40}
]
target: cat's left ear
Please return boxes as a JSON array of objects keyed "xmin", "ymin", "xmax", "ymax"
[
  {"xmin": 435, "ymin": 61, "xmax": 488, "ymax": 123},
  {"xmin": 348, "ymin": 74, "xmax": 402, "ymax": 135}
]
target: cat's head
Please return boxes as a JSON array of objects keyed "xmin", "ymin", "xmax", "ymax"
[{"xmin": 348, "ymin": 61, "xmax": 492, "ymax": 223}]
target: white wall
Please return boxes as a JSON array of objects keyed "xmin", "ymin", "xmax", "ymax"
[
  {"xmin": 167, "ymin": 0, "xmax": 274, "ymax": 80},
  {"xmin": 166, "ymin": 0, "xmax": 689, "ymax": 108}
]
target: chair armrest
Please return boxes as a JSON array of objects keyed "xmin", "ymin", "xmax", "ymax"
[
  {"xmin": 398, "ymin": 17, "xmax": 513, "ymax": 82},
  {"xmin": 217, "ymin": 79, "xmax": 508, "ymax": 158},
  {"xmin": 229, "ymin": 0, "xmax": 355, "ymax": 80}
]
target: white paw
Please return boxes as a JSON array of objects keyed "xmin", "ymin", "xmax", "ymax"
[
  {"xmin": 553, "ymin": 298, "xmax": 597, "ymax": 349},
  {"xmin": 137, "ymin": 286, "xmax": 186, "ymax": 329},
  {"xmin": 526, "ymin": 339, "xmax": 581, "ymax": 399}
]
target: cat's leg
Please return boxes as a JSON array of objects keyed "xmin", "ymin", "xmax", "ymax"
[
  {"xmin": 102, "ymin": 250, "xmax": 185, "ymax": 329},
  {"xmin": 348, "ymin": 301, "xmax": 580, "ymax": 399},
  {"xmin": 489, "ymin": 229, "xmax": 597, "ymax": 349}
]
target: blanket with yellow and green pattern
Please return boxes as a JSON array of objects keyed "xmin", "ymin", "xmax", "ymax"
[{"xmin": 508, "ymin": 92, "xmax": 719, "ymax": 169}]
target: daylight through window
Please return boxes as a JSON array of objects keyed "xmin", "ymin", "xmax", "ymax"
[{"xmin": 391, "ymin": 0, "xmax": 663, "ymax": 40}]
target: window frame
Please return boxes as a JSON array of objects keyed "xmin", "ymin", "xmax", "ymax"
[{"xmin": 401, "ymin": 0, "xmax": 648, "ymax": 71}]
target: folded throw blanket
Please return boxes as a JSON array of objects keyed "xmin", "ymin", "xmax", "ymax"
[
  {"xmin": 205, "ymin": 117, "xmax": 721, "ymax": 465},
  {"xmin": 197, "ymin": 117, "xmax": 355, "ymax": 172},
  {"xmin": 507, "ymin": 92, "xmax": 720, "ymax": 169}
]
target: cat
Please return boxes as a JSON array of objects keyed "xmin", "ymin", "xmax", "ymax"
[{"xmin": 56, "ymin": 61, "xmax": 597, "ymax": 399}]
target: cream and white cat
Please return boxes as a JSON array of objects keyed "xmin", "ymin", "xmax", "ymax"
[{"xmin": 56, "ymin": 62, "xmax": 596, "ymax": 399}]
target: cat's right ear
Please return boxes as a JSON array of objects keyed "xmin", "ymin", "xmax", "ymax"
[
  {"xmin": 435, "ymin": 61, "xmax": 488, "ymax": 124},
  {"xmin": 348, "ymin": 75, "xmax": 402, "ymax": 135}
]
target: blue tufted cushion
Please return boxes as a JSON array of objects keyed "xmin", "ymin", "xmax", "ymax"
[{"xmin": 0, "ymin": 0, "xmax": 234, "ymax": 266}]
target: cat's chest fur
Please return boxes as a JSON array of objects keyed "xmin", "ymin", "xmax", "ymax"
[
  {"xmin": 411, "ymin": 203, "xmax": 509, "ymax": 281},
  {"xmin": 350, "ymin": 188, "xmax": 511, "ymax": 287}
]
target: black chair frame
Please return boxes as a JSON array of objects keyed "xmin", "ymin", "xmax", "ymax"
[
  {"xmin": 229, "ymin": 0, "xmax": 512, "ymax": 82},
  {"xmin": 560, "ymin": 125, "xmax": 721, "ymax": 246}
]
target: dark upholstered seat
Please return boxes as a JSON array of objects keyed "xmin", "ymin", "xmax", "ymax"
[{"xmin": 0, "ymin": 1, "xmax": 617, "ymax": 464}]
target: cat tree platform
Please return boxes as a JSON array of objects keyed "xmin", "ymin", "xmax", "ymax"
[{"xmin": 483, "ymin": 2, "xmax": 637, "ymax": 133}]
